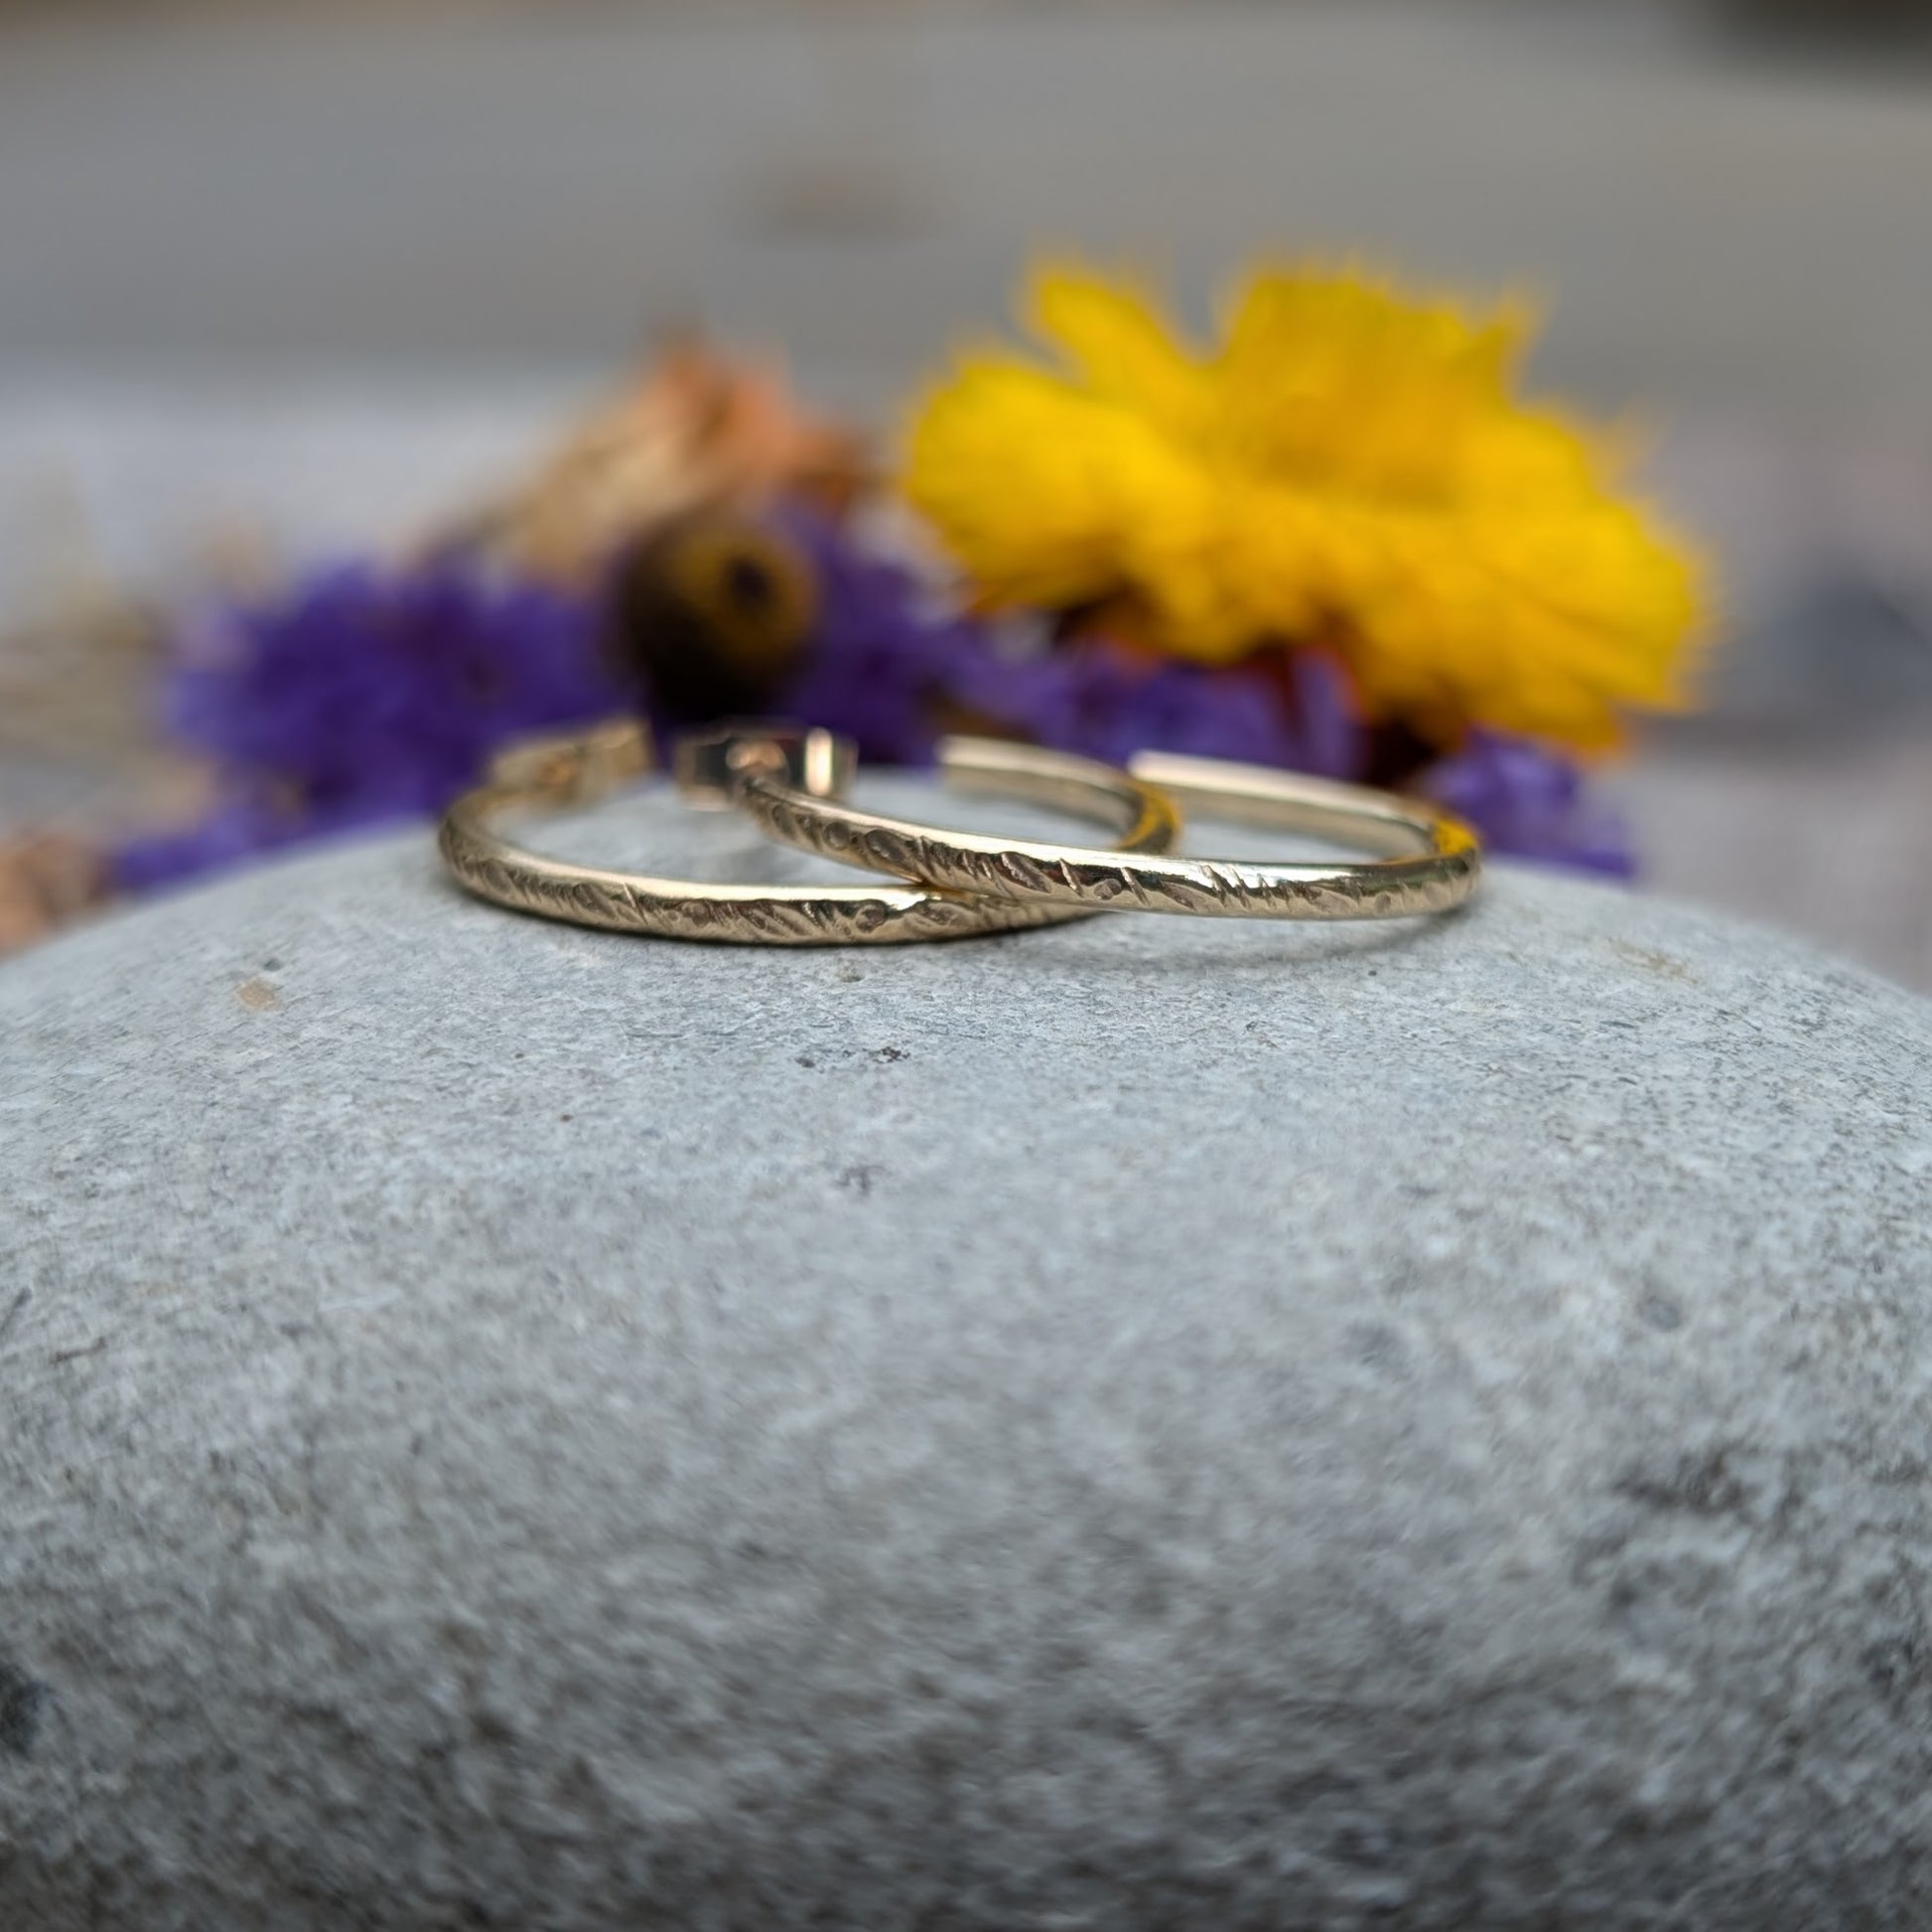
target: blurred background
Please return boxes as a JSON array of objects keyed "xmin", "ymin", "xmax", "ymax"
[{"xmin": 3, "ymin": 0, "xmax": 1931, "ymax": 981}]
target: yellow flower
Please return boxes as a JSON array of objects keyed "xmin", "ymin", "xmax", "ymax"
[{"xmin": 904, "ymin": 264, "xmax": 1709, "ymax": 750}]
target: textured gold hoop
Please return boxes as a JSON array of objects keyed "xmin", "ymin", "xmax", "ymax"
[
  {"xmin": 737, "ymin": 741, "xmax": 1481, "ymax": 922},
  {"xmin": 438, "ymin": 721, "xmax": 1178, "ymax": 946}
]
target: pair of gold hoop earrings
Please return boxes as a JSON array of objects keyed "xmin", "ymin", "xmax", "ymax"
[{"xmin": 439, "ymin": 719, "xmax": 1482, "ymax": 947}]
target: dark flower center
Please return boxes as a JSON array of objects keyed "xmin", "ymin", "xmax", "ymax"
[{"xmin": 725, "ymin": 554, "xmax": 776, "ymax": 614}]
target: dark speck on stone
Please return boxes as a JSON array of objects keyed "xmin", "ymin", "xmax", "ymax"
[
  {"xmin": 1641, "ymin": 1293, "xmax": 1686, "ymax": 1331},
  {"xmin": 1617, "ymin": 1447, "xmax": 1749, "ymax": 1518},
  {"xmin": 1862, "ymin": 1636, "xmax": 1925, "ymax": 1710},
  {"xmin": 1346, "ymin": 1320, "xmax": 1407, "ymax": 1372},
  {"xmin": 874, "ymin": 1046, "xmax": 908, "ymax": 1063},
  {"xmin": 0, "ymin": 1659, "xmax": 48, "ymax": 1757}
]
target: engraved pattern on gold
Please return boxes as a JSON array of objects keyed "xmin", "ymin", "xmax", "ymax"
[{"xmin": 738, "ymin": 741, "xmax": 1481, "ymax": 924}]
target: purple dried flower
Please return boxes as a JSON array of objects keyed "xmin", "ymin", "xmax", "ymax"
[
  {"xmin": 774, "ymin": 513, "xmax": 1365, "ymax": 780},
  {"xmin": 1421, "ymin": 731, "xmax": 1636, "ymax": 878},
  {"xmin": 944, "ymin": 640, "xmax": 1362, "ymax": 779},
  {"xmin": 774, "ymin": 516, "xmax": 985, "ymax": 765},
  {"xmin": 115, "ymin": 558, "xmax": 619, "ymax": 891}
]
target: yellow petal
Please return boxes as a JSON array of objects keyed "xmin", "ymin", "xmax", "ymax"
[
  {"xmin": 1029, "ymin": 264, "xmax": 1209, "ymax": 434},
  {"xmin": 901, "ymin": 260, "xmax": 1713, "ymax": 750}
]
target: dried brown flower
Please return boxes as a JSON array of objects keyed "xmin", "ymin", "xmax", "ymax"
[
  {"xmin": 453, "ymin": 339, "xmax": 870, "ymax": 583},
  {"xmin": 0, "ymin": 832, "xmax": 112, "ymax": 959}
]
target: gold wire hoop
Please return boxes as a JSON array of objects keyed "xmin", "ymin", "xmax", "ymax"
[
  {"xmin": 736, "ymin": 740, "xmax": 1482, "ymax": 922},
  {"xmin": 438, "ymin": 721, "xmax": 1179, "ymax": 946}
]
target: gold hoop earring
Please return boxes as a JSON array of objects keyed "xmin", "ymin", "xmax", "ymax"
[
  {"xmin": 734, "ymin": 741, "xmax": 1481, "ymax": 922},
  {"xmin": 439, "ymin": 721, "xmax": 1180, "ymax": 946}
]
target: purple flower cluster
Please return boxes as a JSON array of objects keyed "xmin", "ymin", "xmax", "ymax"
[
  {"xmin": 115, "ymin": 560, "xmax": 618, "ymax": 891},
  {"xmin": 773, "ymin": 514, "xmax": 1363, "ymax": 776},
  {"xmin": 114, "ymin": 512, "xmax": 1633, "ymax": 895},
  {"xmin": 1423, "ymin": 732, "xmax": 1635, "ymax": 879},
  {"xmin": 773, "ymin": 517, "xmax": 977, "ymax": 767},
  {"xmin": 943, "ymin": 639, "xmax": 1362, "ymax": 779}
]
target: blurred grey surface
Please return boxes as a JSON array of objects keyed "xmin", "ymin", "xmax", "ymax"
[
  {"xmin": 4, "ymin": 2, "xmax": 1932, "ymax": 417},
  {"xmin": 2, "ymin": 0, "xmax": 1931, "ymax": 982}
]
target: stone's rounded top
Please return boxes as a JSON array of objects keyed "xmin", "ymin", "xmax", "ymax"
[{"xmin": 5, "ymin": 780, "xmax": 1932, "ymax": 1930}]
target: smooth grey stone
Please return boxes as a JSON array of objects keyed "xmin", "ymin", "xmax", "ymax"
[{"xmin": 4, "ymin": 781, "xmax": 1932, "ymax": 1931}]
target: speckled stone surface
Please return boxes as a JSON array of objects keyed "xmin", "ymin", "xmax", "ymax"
[{"xmin": 3, "ymin": 781, "xmax": 1932, "ymax": 1929}]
